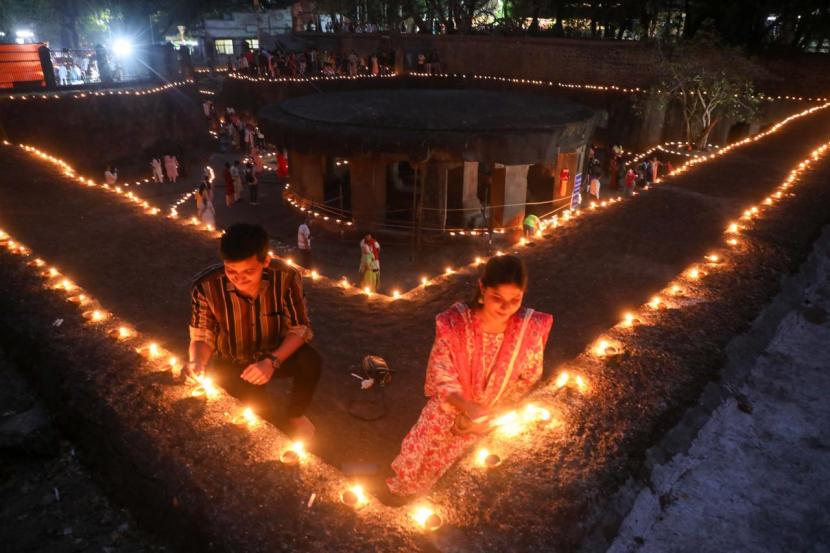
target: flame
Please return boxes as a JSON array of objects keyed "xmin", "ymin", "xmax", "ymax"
[
  {"xmin": 58, "ymin": 278, "xmax": 75, "ymax": 291},
  {"xmin": 241, "ymin": 407, "xmax": 258, "ymax": 427},
  {"xmin": 492, "ymin": 410, "xmax": 522, "ymax": 436},
  {"xmin": 522, "ymin": 403, "xmax": 551, "ymax": 422},
  {"xmin": 87, "ymin": 310, "xmax": 106, "ymax": 322},
  {"xmin": 192, "ymin": 375, "xmax": 219, "ymax": 398},
  {"xmin": 290, "ymin": 441, "xmax": 305, "ymax": 457},
  {"xmin": 344, "ymin": 484, "xmax": 367, "ymax": 507},
  {"xmin": 413, "ymin": 506, "xmax": 435, "ymax": 528},
  {"xmin": 392, "ymin": 290, "xmax": 401, "ymax": 300},
  {"xmin": 555, "ymin": 371, "xmax": 569, "ymax": 388},
  {"xmin": 146, "ymin": 342, "xmax": 160, "ymax": 358}
]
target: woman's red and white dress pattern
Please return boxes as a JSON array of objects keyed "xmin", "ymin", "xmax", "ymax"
[{"xmin": 387, "ymin": 302, "xmax": 553, "ymax": 496}]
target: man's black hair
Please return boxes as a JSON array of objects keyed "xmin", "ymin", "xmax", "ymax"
[{"xmin": 220, "ymin": 223, "xmax": 269, "ymax": 262}]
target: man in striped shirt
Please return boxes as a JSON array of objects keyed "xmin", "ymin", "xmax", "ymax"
[{"xmin": 188, "ymin": 223, "xmax": 321, "ymax": 439}]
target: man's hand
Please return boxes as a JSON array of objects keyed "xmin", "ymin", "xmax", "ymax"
[
  {"xmin": 184, "ymin": 361, "xmax": 205, "ymax": 383},
  {"xmin": 240, "ymin": 359, "xmax": 275, "ymax": 385}
]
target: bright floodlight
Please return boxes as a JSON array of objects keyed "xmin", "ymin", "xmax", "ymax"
[
  {"xmin": 15, "ymin": 30, "xmax": 34, "ymax": 38},
  {"xmin": 112, "ymin": 37, "xmax": 133, "ymax": 58}
]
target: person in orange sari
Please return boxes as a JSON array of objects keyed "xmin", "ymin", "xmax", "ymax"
[{"xmin": 387, "ymin": 255, "xmax": 553, "ymax": 497}]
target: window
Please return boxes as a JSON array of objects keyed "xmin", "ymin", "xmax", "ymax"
[
  {"xmin": 215, "ymin": 39, "xmax": 233, "ymax": 55},
  {"xmin": 246, "ymin": 38, "xmax": 259, "ymax": 50}
]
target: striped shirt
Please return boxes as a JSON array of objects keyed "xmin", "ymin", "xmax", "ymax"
[{"xmin": 189, "ymin": 261, "xmax": 312, "ymax": 363}]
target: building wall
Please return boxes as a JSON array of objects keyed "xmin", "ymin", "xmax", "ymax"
[
  {"xmin": 294, "ymin": 32, "xmax": 830, "ymax": 96},
  {"xmin": 0, "ymin": 84, "xmax": 207, "ymax": 172}
]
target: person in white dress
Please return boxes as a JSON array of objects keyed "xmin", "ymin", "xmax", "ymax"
[
  {"xmin": 104, "ymin": 166, "xmax": 118, "ymax": 185},
  {"xmin": 151, "ymin": 158, "xmax": 164, "ymax": 183},
  {"xmin": 297, "ymin": 219, "xmax": 312, "ymax": 268},
  {"xmin": 195, "ymin": 178, "xmax": 216, "ymax": 227}
]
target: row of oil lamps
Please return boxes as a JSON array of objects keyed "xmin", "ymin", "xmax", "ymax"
[
  {"xmin": 1, "ymin": 132, "xmax": 827, "ymax": 532},
  {"xmin": 7, "ymin": 98, "xmax": 828, "ymax": 312},
  {"xmin": 0, "ymin": 224, "xmax": 560, "ymax": 531},
  {"xmin": 274, "ymin": 99, "xmax": 829, "ymax": 301},
  {"xmin": 1, "ymin": 80, "xmax": 194, "ymax": 102}
]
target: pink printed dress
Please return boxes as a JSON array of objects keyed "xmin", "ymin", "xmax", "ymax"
[{"xmin": 387, "ymin": 302, "xmax": 553, "ymax": 496}]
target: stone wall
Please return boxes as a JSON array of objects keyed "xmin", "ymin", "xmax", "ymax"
[
  {"xmin": 0, "ymin": 84, "xmax": 208, "ymax": 173},
  {"xmin": 295, "ymin": 33, "xmax": 830, "ymax": 96}
]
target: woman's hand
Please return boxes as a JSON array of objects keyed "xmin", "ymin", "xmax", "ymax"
[
  {"xmin": 463, "ymin": 401, "xmax": 490, "ymax": 424},
  {"xmin": 447, "ymin": 393, "xmax": 490, "ymax": 424}
]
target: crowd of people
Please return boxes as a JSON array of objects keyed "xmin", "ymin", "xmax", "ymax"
[
  {"xmin": 293, "ymin": 218, "xmax": 383, "ymax": 293},
  {"xmin": 50, "ymin": 50, "xmax": 101, "ymax": 85},
  {"xmin": 580, "ymin": 145, "xmax": 674, "ymax": 203},
  {"xmin": 224, "ymin": 41, "xmax": 444, "ymax": 78},
  {"xmin": 228, "ymin": 43, "xmax": 398, "ymax": 78}
]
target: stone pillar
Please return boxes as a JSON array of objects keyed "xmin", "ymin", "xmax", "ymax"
[
  {"xmin": 491, "ymin": 164, "xmax": 529, "ymax": 232},
  {"xmin": 421, "ymin": 161, "xmax": 460, "ymax": 230},
  {"xmin": 350, "ymin": 157, "xmax": 387, "ymax": 229},
  {"xmin": 574, "ymin": 144, "xmax": 587, "ymax": 183},
  {"xmin": 461, "ymin": 161, "xmax": 483, "ymax": 227},
  {"xmin": 289, "ymin": 151, "xmax": 325, "ymax": 203}
]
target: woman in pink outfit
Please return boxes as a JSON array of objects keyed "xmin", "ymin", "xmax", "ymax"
[
  {"xmin": 387, "ymin": 255, "xmax": 553, "ymax": 497},
  {"xmin": 164, "ymin": 155, "xmax": 179, "ymax": 183}
]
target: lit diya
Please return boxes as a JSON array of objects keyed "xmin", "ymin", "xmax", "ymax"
[
  {"xmin": 413, "ymin": 505, "xmax": 443, "ymax": 531},
  {"xmin": 476, "ymin": 448, "xmax": 502, "ymax": 468},
  {"xmin": 108, "ymin": 325, "xmax": 134, "ymax": 341},
  {"xmin": 190, "ymin": 375, "xmax": 218, "ymax": 399},
  {"xmin": 280, "ymin": 441, "xmax": 305, "ymax": 465},
  {"xmin": 67, "ymin": 294, "xmax": 89, "ymax": 305},
  {"xmin": 340, "ymin": 484, "xmax": 368, "ymax": 508},
  {"xmin": 232, "ymin": 407, "xmax": 258, "ymax": 427},
  {"xmin": 83, "ymin": 309, "xmax": 107, "ymax": 323}
]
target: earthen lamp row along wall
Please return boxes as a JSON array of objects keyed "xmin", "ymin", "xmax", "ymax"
[
  {"xmin": 293, "ymin": 32, "xmax": 830, "ymax": 96},
  {"xmin": 0, "ymin": 82, "xmax": 208, "ymax": 171},
  {"xmin": 218, "ymin": 72, "xmax": 821, "ymax": 175}
]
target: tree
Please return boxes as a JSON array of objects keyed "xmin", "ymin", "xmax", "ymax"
[{"xmin": 655, "ymin": 32, "xmax": 765, "ymax": 149}]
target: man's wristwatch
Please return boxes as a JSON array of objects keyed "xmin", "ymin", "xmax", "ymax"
[{"xmin": 264, "ymin": 353, "xmax": 282, "ymax": 371}]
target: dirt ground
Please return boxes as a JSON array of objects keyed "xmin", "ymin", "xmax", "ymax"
[{"xmin": 0, "ymin": 354, "xmax": 168, "ymax": 553}]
